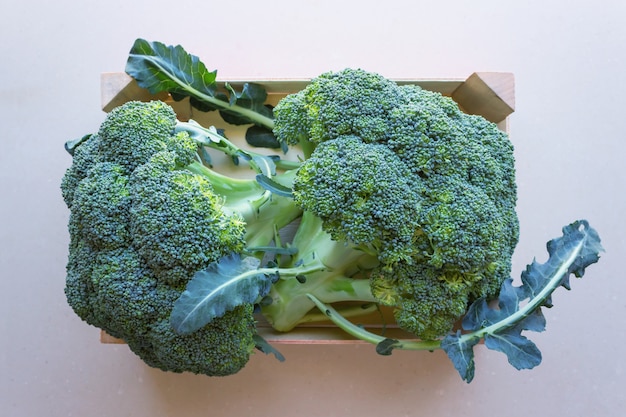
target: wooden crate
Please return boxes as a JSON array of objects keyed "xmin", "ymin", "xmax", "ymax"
[{"xmin": 99, "ymin": 71, "xmax": 515, "ymax": 345}]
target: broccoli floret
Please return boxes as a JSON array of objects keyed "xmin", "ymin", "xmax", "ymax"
[
  {"xmin": 273, "ymin": 68, "xmax": 402, "ymax": 146},
  {"xmin": 69, "ymin": 162, "xmax": 131, "ymax": 250},
  {"xmin": 144, "ymin": 304, "xmax": 256, "ymax": 376},
  {"xmin": 292, "ymin": 135, "xmax": 423, "ymax": 265},
  {"xmin": 64, "ymin": 237, "xmax": 98, "ymax": 324},
  {"xmin": 61, "ymin": 134, "xmax": 103, "ymax": 207},
  {"xmin": 370, "ymin": 262, "xmax": 472, "ymax": 341},
  {"xmin": 96, "ymin": 100, "xmax": 180, "ymax": 172},
  {"xmin": 129, "ymin": 151, "xmax": 247, "ymax": 284},
  {"xmin": 417, "ymin": 174, "xmax": 514, "ymax": 296},
  {"xmin": 87, "ymin": 248, "xmax": 160, "ymax": 339}
]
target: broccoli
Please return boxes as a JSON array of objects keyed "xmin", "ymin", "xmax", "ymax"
[
  {"xmin": 271, "ymin": 68, "xmax": 519, "ymax": 340},
  {"xmin": 62, "ymin": 39, "xmax": 602, "ymax": 382},
  {"xmin": 128, "ymin": 151, "xmax": 247, "ymax": 284},
  {"xmin": 167, "ymin": 66, "xmax": 518, "ymax": 341},
  {"xmin": 62, "ymin": 100, "xmax": 300, "ymax": 376}
]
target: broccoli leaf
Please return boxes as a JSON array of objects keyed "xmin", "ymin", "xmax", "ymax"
[
  {"xmin": 256, "ymin": 174, "xmax": 294, "ymax": 198},
  {"xmin": 441, "ymin": 220, "xmax": 603, "ymax": 383},
  {"xmin": 440, "ymin": 333, "xmax": 480, "ymax": 382},
  {"xmin": 376, "ymin": 338, "xmax": 401, "ymax": 356},
  {"xmin": 170, "ymin": 254, "xmax": 274, "ymax": 335},
  {"xmin": 126, "ymin": 38, "xmax": 218, "ymax": 103},
  {"xmin": 220, "ymin": 82, "xmax": 274, "ymax": 126},
  {"xmin": 245, "ymin": 125, "xmax": 285, "ymax": 150},
  {"xmin": 253, "ymin": 334, "xmax": 286, "ymax": 362},
  {"xmin": 483, "ymin": 327, "xmax": 542, "ymax": 370},
  {"xmin": 64, "ymin": 134, "xmax": 92, "ymax": 156},
  {"xmin": 126, "ymin": 39, "xmax": 274, "ymax": 129}
]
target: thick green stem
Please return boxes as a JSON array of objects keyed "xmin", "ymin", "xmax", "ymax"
[
  {"xmin": 294, "ymin": 303, "xmax": 380, "ymax": 326},
  {"xmin": 260, "ymin": 212, "xmax": 380, "ymax": 331},
  {"xmin": 262, "ymin": 274, "xmax": 378, "ymax": 331},
  {"xmin": 307, "ymin": 294, "xmax": 442, "ymax": 350},
  {"xmin": 186, "ymin": 161, "xmax": 264, "ymax": 205},
  {"xmin": 175, "ymin": 89, "xmax": 274, "ymax": 130},
  {"xmin": 242, "ymin": 194, "xmax": 303, "ymax": 249},
  {"xmin": 255, "ymin": 259, "xmax": 328, "ymax": 281},
  {"xmin": 176, "ymin": 120, "xmax": 279, "ymax": 175}
]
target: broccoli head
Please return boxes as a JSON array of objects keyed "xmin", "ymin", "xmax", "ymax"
[
  {"xmin": 142, "ymin": 304, "xmax": 256, "ymax": 376},
  {"xmin": 275, "ymin": 69, "xmax": 519, "ymax": 339},
  {"xmin": 62, "ymin": 100, "xmax": 294, "ymax": 376},
  {"xmin": 96, "ymin": 100, "xmax": 189, "ymax": 172}
]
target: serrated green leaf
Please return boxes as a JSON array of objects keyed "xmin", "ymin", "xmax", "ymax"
[
  {"xmin": 170, "ymin": 254, "xmax": 274, "ymax": 335},
  {"xmin": 460, "ymin": 298, "xmax": 490, "ymax": 332},
  {"xmin": 220, "ymin": 83, "xmax": 273, "ymax": 126},
  {"xmin": 441, "ymin": 332, "xmax": 480, "ymax": 383},
  {"xmin": 256, "ymin": 174, "xmax": 294, "ymax": 198},
  {"xmin": 495, "ymin": 278, "xmax": 527, "ymax": 316},
  {"xmin": 253, "ymin": 334, "xmax": 286, "ymax": 362},
  {"xmin": 126, "ymin": 39, "xmax": 274, "ymax": 129},
  {"xmin": 483, "ymin": 331, "xmax": 542, "ymax": 370},
  {"xmin": 517, "ymin": 308, "xmax": 546, "ymax": 332}
]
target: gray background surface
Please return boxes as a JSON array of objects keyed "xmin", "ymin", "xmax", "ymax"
[{"xmin": 2, "ymin": 0, "xmax": 624, "ymax": 415}]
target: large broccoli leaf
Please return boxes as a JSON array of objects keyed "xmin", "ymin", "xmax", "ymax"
[
  {"xmin": 441, "ymin": 220, "xmax": 603, "ymax": 382},
  {"xmin": 126, "ymin": 39, "xmax": 274, "ymax": 129},
  {"xmin": 170, "ymin": 254, "xmax": 274, "ymax": 335}
]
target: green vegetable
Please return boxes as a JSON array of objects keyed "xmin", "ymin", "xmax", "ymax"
[
  {"xmin": 61, "ymin": 39, "xmax": 603, "ymax": 382},
  {"xmin": 62, "ymin": 100, "xmax": 300, "ymax": 376}
]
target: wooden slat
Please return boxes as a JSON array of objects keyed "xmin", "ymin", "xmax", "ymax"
[{"xmin": 451, "ymin": 72, "xmax": 515, "ymax": 123}]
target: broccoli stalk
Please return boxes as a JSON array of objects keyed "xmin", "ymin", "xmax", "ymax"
[
  {"xmin": 184, "ymin": 160, "xmax": 302, "ymax": 249},
  {"xmin": 260, "ymin": 211, "xmax": 380, "ymax": 331}
]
